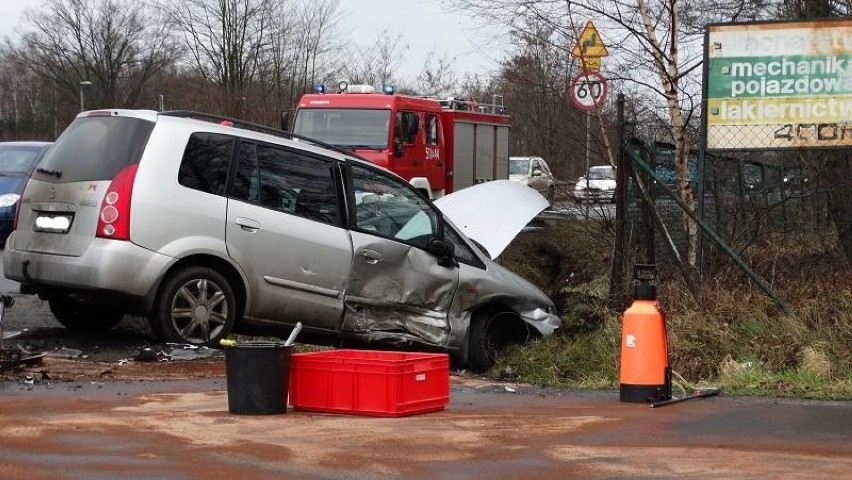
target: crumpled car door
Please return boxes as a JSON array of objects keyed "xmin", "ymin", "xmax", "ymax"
[{"xmin": 342, "ymin": 163, "xmax": 459, "ymax": 347}]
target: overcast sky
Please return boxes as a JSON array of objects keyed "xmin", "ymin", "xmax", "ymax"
[{"xmin": 0, "ymin": 0, "xmax": 508, "ymax": 81}]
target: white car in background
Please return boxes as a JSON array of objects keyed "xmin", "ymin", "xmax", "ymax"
[
  {"xmin": 574, "ymin": 165, "xmax": 616, "ymax": 203},
  {"xmin": 509, "ymin": 156, "xmax": 556, "ymax": 201}
]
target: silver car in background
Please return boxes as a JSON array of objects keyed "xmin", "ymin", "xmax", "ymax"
[
  {"xmin": 509, "ymin": 156, "xmax": 556, "ymax": 202},
  {"xmin": 3, "ymin": 110, "xmax": 559, "ymax": 371}
]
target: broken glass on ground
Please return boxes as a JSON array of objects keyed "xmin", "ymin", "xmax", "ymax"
[
  {"xmin": 168, "ymin": 346, "xmax": 220, "ymax": 360},
  {"xmin": 45, "ymin": 347, "xmax": 82, "ymax": 359}
]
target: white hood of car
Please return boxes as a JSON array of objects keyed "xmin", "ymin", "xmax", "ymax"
[{"xmin": 433, "ymin": 180, "xmax": 548, "ymax": 260}]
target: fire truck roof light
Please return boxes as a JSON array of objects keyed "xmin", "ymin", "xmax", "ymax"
[
  {"xmin": 315, "ymin": 84, "xmax": 326, "ymax": 94},
  {"xmin": 383, "ymin": 85, "xmax": 395, "ymax": 95}
]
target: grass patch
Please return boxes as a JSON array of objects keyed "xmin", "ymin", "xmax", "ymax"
[{"xmin": 490, "ymin": 221, "xmax": 852, "ymax": 400}]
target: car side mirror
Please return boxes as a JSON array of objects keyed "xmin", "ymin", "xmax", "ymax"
[
  {"xmin": 428, "ymin": 238, "xmax": 457, "ymax": 268},
  {"xmin": 393, "ymin": 139, "xmax": 403, "ymax": 158},
  {"xmin": 532, "ymin": 168, "xmax": 543, "ymax": 177}
]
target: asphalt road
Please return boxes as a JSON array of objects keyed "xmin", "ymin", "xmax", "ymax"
[
  {"xmin": 0, "ymin": 249, "xmax": 162, "ymax": 362},
  {"xmin": 0, "ymin": 378, "xmax": 851, "ymax": 479},
  {"xmin": 2, "ymin": 248, "xmax": 852, "ymax": 479}
]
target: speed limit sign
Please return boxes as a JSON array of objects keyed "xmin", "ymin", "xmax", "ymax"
[{"xmin": 570, "ymin": 71, "xmax": 608, "ymax": 111}]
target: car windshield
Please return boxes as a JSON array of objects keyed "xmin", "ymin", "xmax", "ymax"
[
  {"xmin": 588, "ymin": 167, "xmax": 614, "ymax": 180},
  {"xmin": 509, "ymin": 159, "xmax": 530, "ymax": 175},
  {"xmin": 293, "ymin": 108, "xmax": 391, "ymax": 150},
  {"xmin": 0, "ymin": 146, "xmax": 44, "ymax": 175}
]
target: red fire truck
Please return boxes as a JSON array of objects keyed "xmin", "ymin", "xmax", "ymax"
[{"xmin": 290, "ymin": 83, "xmax": 511, "ymax": 199}]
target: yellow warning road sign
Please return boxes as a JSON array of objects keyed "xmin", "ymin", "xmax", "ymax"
[
  {"xmin": 571, "ymin": 21, "xmax": 608, "ymax": 58},
  {"xmin": 580, "ymin": 57, "xmax": 601, "ymax": 71}
]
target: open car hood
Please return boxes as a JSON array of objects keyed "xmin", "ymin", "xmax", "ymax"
[{"xmin": 433, "ymin": 180, "xmax": 548, "ymax": 260}]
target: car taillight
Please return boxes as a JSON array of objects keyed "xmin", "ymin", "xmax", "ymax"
[{"xmin": 96, "ymin": 163, "xmax": 139, "ymax": 240}]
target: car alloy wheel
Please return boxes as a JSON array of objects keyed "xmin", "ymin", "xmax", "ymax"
[{"xmin": 155, "ymin": 266, "xmax": 236, "ymax": 346}]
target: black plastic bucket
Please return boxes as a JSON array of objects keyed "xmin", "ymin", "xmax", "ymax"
[{"xmin": 224, "ymin": 342, "xmax": 293, "ymax": 415}]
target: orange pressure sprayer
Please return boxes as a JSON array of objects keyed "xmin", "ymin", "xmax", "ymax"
[{"xmin": 619, "ymin": 265, "xmax": 671, "ymax": 403}]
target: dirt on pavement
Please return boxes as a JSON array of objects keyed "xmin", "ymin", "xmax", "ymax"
[{"xmin": 2, "ymin": 294, "xmax": 852, "ymax": 479}]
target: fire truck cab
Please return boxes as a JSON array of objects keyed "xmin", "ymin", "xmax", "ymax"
[{"xmin": 291, "ymin": 84, "xmax": 510, "ymax": 199}]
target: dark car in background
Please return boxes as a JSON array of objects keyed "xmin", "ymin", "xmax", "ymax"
[{"xmin": 0, "ymin": 142, "xmax": 52, "ymax": 246}]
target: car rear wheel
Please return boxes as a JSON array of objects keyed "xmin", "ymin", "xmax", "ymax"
[
  {"xmin": 468, "ymin": 309, "xmax": 527, "ymax": 372},
  {"xmin": 153, "ymin": 266, "xmax": 236, "ymax": 346},
  {"xmin": 48, "ymin": 293, "xmax": 124, "ymax": 332}
]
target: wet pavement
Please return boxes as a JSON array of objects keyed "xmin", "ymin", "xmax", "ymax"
[
  {"xmin": 1, "ymin": 372, "xmax": 851, "ymax": 479},
  {"xmin": 2, "ymin": 256, "xmax": 852, "ymax": 478}
]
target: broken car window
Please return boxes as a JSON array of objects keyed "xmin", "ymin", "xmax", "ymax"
[
  {"xmin": 443, "ymin": 225, "xmax": 481, "ymax": 267},
  {"xmin": 351, "ymin": 164, "xmax": 437, "ymax": 249}
]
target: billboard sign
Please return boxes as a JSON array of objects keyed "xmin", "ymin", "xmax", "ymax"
[{"xmin": 706, "ymin": 20, "xmax": 852, "ymax": 150}]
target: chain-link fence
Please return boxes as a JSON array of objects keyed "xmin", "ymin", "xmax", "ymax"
[{"xmin": 623, "ymin": 134, "xmax": 852, "ymax": 304}]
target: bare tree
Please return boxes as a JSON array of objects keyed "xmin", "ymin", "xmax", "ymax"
[
  {"xmin": 336, "ymin": 28, "xmax": 408, "ymax": 87},
  {"xmin": 263, "ymin": 0, "xmax": 300, "ymax": 113},
  {"xmin": 160, "ymin": 0, "xmax": 277, "ymax": 114},
  {"xmin": 488, "ymin": 17, "xmax": 587, "ymax": 179},
  {"xmin": 293, "ymin": 0, "xmax": 342, "ymax": 94},
  {"xmin": 413, "ymin": 51, "xmax": 459, "ymax": 97},
  {"xmin": 445, "ymin": 0, "xmax": 716, "ymax": 267},
  {"xmin": 17, "ymin": 0, "xmax": 177, "ymax": 111}
]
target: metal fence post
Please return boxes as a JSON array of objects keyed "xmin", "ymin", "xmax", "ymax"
[{"xmin": 609, "ymin": 93, "xmax": 626, "ymax": 309}]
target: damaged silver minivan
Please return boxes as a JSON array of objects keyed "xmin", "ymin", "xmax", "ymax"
[{"xmin": 3, "ymin": 110, "xmax": 560, "ymax": 370}]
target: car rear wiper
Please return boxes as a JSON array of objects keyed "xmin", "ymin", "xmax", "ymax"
[{"xmin": 36, "ymin": 167, "xmax": 62, "ymax": 178}]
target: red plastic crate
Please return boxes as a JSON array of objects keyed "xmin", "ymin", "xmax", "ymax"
[{"xmin": 288, "ymin": 349, "xmax": 449, "ymax": 417}]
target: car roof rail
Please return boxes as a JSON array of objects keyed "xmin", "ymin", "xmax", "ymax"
[{"xmin": 159, "ymin": 110, "xmax": 369, "ymax": 162}]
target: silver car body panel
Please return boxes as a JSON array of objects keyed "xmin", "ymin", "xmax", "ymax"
[
  {"xmin": 450, "ymin": 259, "xmax": 560, "ymax": 339},
  {"xmin": 343, "ymin": 230, "xmax": 459, "ymax": 346},
  {"xmin": 3, "ymin": 236, "xmax": 172, "ymax": 297},
  {"xmin": 433, "ymin": 179, "xmax": 548, "ymax": 260},
  {"xmin": 225, "ymin": 197, "xmax": 352, "ymax": 330}
]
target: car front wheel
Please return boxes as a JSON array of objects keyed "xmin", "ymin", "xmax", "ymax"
[
  {"xmin": 153, "ymin": 266, "xmax": 236, "ymax": 346},
  {"xmin": 48, "ymin": 293, "xmax": 124, "ymax": 332},
  {"xmin": 468, "ymin": 309, "xmax": 527, "ymax": 372}
]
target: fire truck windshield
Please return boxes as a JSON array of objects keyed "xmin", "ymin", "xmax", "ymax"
[{"xmin": 293, "ymin": 108, "xmax": 390, "ymax": 150}]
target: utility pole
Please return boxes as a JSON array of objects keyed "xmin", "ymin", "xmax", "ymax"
[{"xmin": 609, "ymin": 93, "xmax": 627, "ymax": 309}]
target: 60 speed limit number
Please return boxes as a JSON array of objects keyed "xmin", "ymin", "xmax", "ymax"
[{"xmin": 570, "ymin": 71, "xmax": 608, "ymax": 111}]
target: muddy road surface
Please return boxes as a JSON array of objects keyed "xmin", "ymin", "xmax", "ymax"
[
  {"xmin": 1, "ymin": 377, "xmax": 851, "ymax": 479},
  {"xmin": 2, "ymin": 272, "xmax": 852, "ymax": 478}
]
